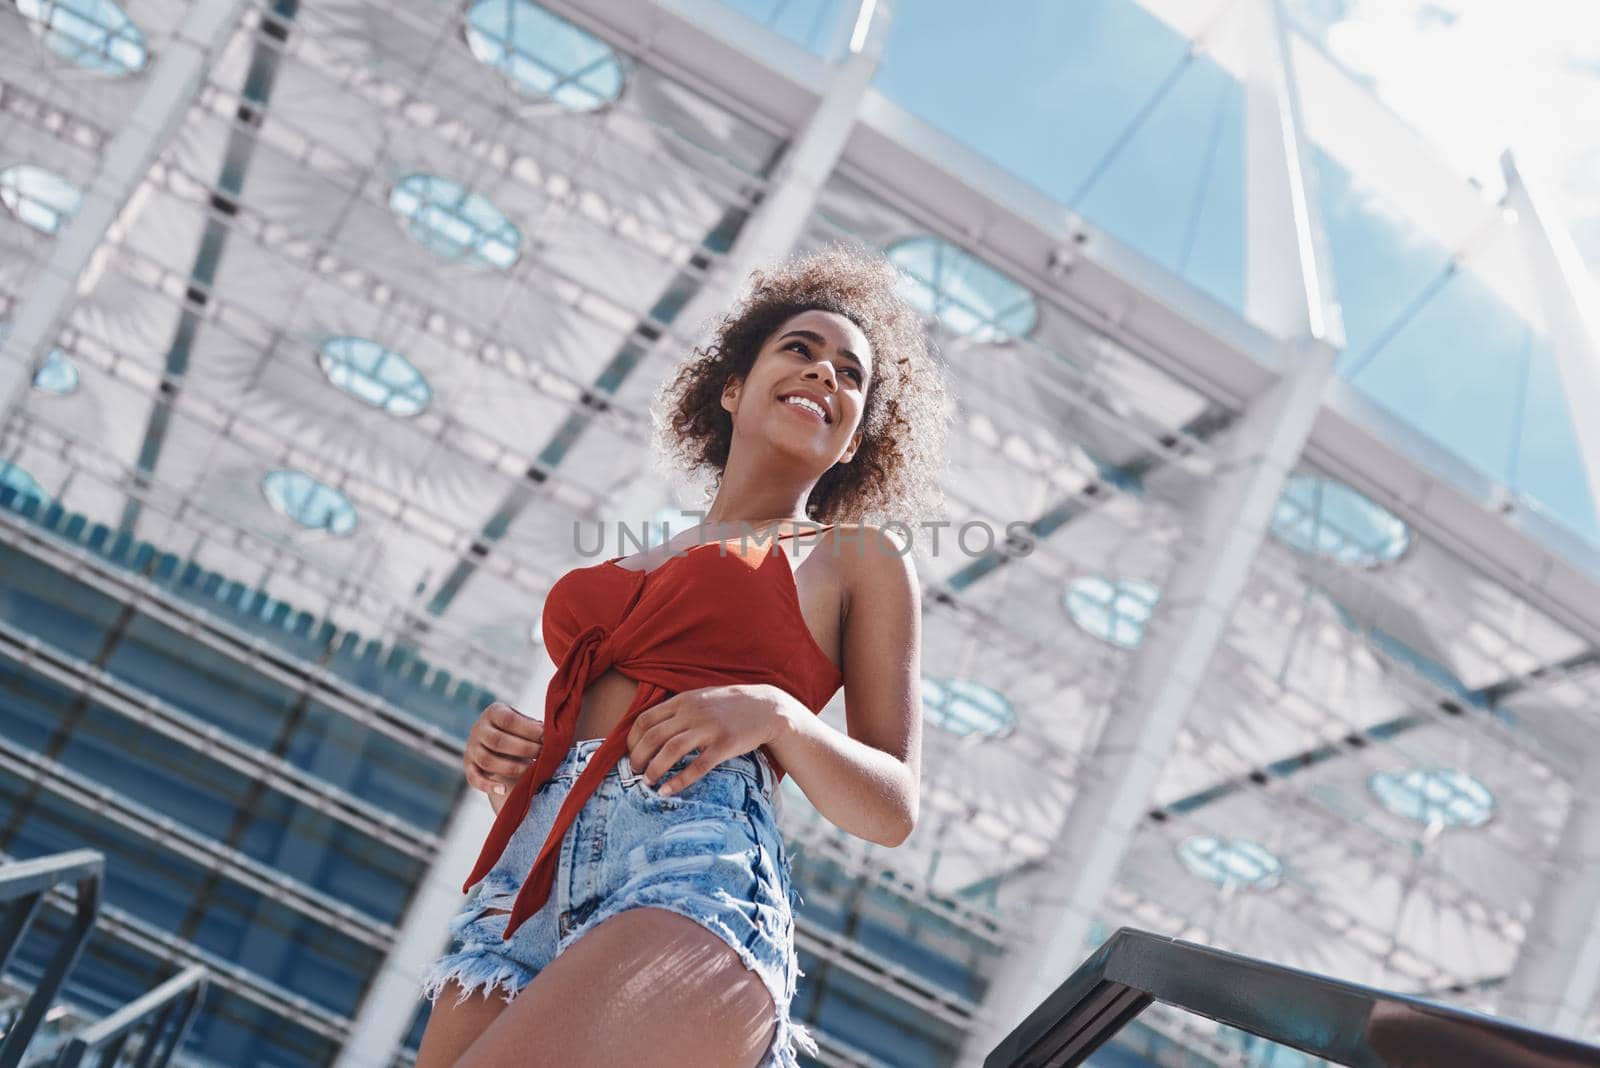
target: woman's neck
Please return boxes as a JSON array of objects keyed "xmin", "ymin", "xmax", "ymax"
[{"xmin": 703, "ymin": 459, "xmax": 815, "ymax": 529}]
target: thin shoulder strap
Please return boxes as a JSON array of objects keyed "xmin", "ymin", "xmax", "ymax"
[{"xmin": 772, "ymin": 522, "xmax": 835, "ymax": 542}]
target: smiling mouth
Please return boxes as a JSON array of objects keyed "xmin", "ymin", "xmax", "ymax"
[{"xmin": 779, "ymin": 396, "xmax": 830, "ymax": 424}]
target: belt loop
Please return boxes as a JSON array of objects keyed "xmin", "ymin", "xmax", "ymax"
[{"xmin": 753, "ymin": 748, "xmax": 775, "ymax": 799}]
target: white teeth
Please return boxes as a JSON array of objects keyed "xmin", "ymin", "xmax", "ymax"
[{"xmin": 783, "ymin": 396, "xmax": 827, "ymax": 421}]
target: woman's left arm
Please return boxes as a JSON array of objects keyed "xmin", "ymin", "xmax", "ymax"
[
  {"xmin": 627, "ymin": 525, "xmax": 922, "ymax": 847},
  {"xmin": 764, "ymin": 525, "xmax": 922, "ymax": 847}
]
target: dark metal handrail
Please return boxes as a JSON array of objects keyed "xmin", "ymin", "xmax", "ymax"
[
  {"xmin": 52, "ymin": 965, "xmax": 209, "ymax": 1068},
  {"xmin": 0, "ymin": 850, "xmax": 102, "ymax": 1068},
  {"xmin": 985, "ymin": 927, "xmax": 1600, "ymax": 1068}
]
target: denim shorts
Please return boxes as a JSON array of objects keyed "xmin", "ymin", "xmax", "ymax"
[{"xmin": 420, "ymin": 737, "xmax": 816, "ymax": 1068}]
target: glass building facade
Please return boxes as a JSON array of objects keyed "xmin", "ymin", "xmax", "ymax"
[{"xmin": 2, "ymin": 1, "xmax": 1597, "ymax": 1065}]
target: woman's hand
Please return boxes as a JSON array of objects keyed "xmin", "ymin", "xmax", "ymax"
[
  {"xmin": 625, "ymin": 683, "xmax": 797, "ymax": 796},
  {"xmin": 465, "ymin": 702, "xmax": 544, "ymax": 809}
]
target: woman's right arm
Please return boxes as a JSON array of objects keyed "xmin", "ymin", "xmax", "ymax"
[{"xmin": 464, "ymin": 702, "xmax": 544, "ymax": 813}]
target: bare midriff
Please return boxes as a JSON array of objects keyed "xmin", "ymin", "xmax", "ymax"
[{"xmin": 572, "ymin": 668, "xmax": 639, "ymax": 742}]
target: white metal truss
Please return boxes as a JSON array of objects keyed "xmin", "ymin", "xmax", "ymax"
[
  {"xmin": 0, "ymin": 0, "xmax": 250, "ymax": 416},
  {"xmin": 957, "ymin": 0, "xmax": 1344, "ymax": 1059}
]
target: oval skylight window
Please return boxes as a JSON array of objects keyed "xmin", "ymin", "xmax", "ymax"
[
  {"xmin": 0, "ymin": 165, "xmax": 83, "ymax": 235},
  {"xmin": 922, "ymin": 676, "xmax": 1016, "ymax": 739},
  {"xmin": 1270, "ymin": 474, "xmax": 1411, "ymax": 567},
  {"xmin": 0, "ymin": 324, "xmax": 77, "ymax": 395},
  {"xmin": 463, "ymin": 0, "xmax": 624, "ymax": 111},
  {"xmin": 15, "ymin": 0, "xmax": 148, "ymax": 76},
  {"xmin": 887, "ymin": 236, "xmax": 1039, "ymax": 343},
  {"xmin": 32, "ymin": 348, "xmax": 79, "ymax": 394},
  {"xmin": 389, "ymin": 174, "xmax": 521, "ymax": 270},
  {"xmin": 1369, "ymin": 768, "xmax": 1493, "ymax": 828},
  {"xmin": 0, "ymin": 461, "xmax": 48, "ymax": 506},
  {"xmin": 317, "ymin": 337, "xmax": 431, "ymax": 416},
  {"xmin": 1176, "ymin": 836, "xmax": 1283, "ymax": 890},
  {"xmin": 1063, "ymin": 576, "xmax": 1159, "ymax": 649},
  {"xmin": 261, "ymin": 470, "xmax": 358, "ymax": 536}
]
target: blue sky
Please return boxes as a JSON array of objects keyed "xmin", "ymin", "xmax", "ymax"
[{"xmin": 716, "ymin": 0, "xmax": 1600, "ymax": 544}]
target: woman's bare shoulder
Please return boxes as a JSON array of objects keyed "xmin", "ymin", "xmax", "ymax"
[{"xmin": 821, "ymin": 523, "xmax": 918, "ymax": 606}]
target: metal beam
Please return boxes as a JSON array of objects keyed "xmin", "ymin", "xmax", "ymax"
[
  {"xmin": 9, "ymin": 862, "xmax": 351, "ymax": 1045},
  {"xmin": 1500, "ymin": 150, "xmax": 1600, "ymax": 541},
  {"xmin": 1499, "ymin": 743, "xmax": 1600, "ymax": 1036},
  {"xmin": 958, "ymin": 1, "xmax": 1342, "ymax": 1060},
  {"xmin": 0, "ymin": 0, "xmax": 251, "ymax": 422},
  {"xmin": 0, "ymin": 616, "xmax": 435, "ymax": 860},
  {"xmin": 331, "ymin": 691, "xmax": 514, "ymax": 1068},
  {"xmin": 0, "ymin": 506, "xmax": 465, "ymax": 770},
  {"xmin": 118, "ymin": 1, "xmax": 297, "ymax": 536}
]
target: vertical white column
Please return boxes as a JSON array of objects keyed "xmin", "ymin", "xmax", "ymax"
[
  {"xmin": 957, "ymin": 2, "xmax": 1343, "ymax": 1064},
  {"xmin": 335, "ymin": 4, "xmax": 891, "ymax": 1064},
  {"xmin": 1496, "ymin": 151, "xmax": 1600, "ymax": 1031},
  {"xmin": 0, "ymin": 0, "xmax": 249, "ymax": 420},
  {"xmin": 1500, "ymin": 150, "xmax": 1600, "ymax": 539},
  {"xmin": 673, "ymin": 0, "xmax": 892, "ymax": 332},
  {"xmin": 333, "ymin": 669, "xmax": 548, "ymax": 1068},
  {"xmin": 1499, "ymin": 747, "xmax": 1600, "ymax": 1037}
]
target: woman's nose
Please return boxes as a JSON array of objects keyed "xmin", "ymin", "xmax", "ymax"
[{"xmin": 804, "ymin": 364, "xmax": 837, "ymax": 389}]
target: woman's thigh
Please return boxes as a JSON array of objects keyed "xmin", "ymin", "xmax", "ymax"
[
  {"xmin": 414, "ymin": 979, "xmax": 511, "ymax": 1068},
  {"xmin": 452, "ymin": 906, "xmax": 776, "ymax": 1068}
]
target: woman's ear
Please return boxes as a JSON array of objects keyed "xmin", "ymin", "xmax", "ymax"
[
  {"xmin": 838, "ymin": 429, "xmax": 863, "ymax": 464},
  {"xmin": 719, "ymin": 374, "xmax": 742, "ymax": 419}
]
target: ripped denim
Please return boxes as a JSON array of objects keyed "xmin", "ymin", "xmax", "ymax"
[{"xmin": 420, "ymin": 737, "xmax": 815, "ymax": 1068}]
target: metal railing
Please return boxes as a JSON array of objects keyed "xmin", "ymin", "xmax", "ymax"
[
  {"xmin": 0, "ymin": 851, "xmax": 210, "ymax": 1068},
  {"xmin": 52, "ymin": 966, "xmax": 207, "ymax": 1068},
  {"xmin": 0, "ymin": 851, "xmax": 101, "ymax": 1068},
  {"xmin": 984, "ymin": 927, "xmax": 1600, "ymax": 1068}
]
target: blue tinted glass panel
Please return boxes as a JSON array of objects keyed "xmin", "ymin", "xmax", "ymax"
[
  {"xmin": 922, "ymin": 676, "xmax": 1016, "ymax": 739},
  {"xmin": 1370, "ymin": 768, "xmax": 1494, "ymax": 828},
  {"xmin": 464, "ymin": 0, "xmax": 625, "ymax": 109},
  {"xmin": 1064, "ymin": 576, "xmax": 1159, "ymax": 649},
  {"xmin": 1176, "ymin": 835, "xmax": 1283, "ymax": 889},
  {"xmin": 389, "ymin": 174, "xmax": 522, "ymax": 270},
  {"xmin": 794, "ymin": 950, "xmax": 962, "ymax": 1065},
  {"xmin": 0, "ymin": 164, "xmax": 83, "ymax": 234},
  {"xmin": 715, "ymin": 0, "xmax": 843, "ymax": 57},
  {"xmin": 15, "ymin": 0, "xmax": 148, "ymax": 75},
  {"xmin": 262, "ymin": 470, "xmax": 358, "ymax": 535},
  {"xmin": 887, "ymin": 236, "xmax": 1037, "ymax": 342},
  {"xmin": 318, "ymin": 336, "xmax": 431, "ymax": 416},
  {"xmin": 1271, "ymin": 475, "xmax": 1410, "ymax": 566},
  {"xmin": 0, "ymin": 777, "xmax": 381, "ymax": 1016},
  {"xmin": 50, "ymin": 701, "xmax": 423, "ymax": 924},
  {"xmin": 32, "ymin": 348, "xmax": 79, "ymax": 394}
]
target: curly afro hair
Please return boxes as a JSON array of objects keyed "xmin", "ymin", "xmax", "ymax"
[{"xmin": 653, "ymin": 243, "xmax": 950, "ymax": 524}]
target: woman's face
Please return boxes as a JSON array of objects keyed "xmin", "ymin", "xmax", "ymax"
[{"xmin": 720, "ymin": 308, "xmax": 874, "ymax": 472}]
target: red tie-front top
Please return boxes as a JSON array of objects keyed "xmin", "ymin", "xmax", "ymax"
[{"xmin": 462, "ymin": 524, "xmax": 845, "ymax": 941}]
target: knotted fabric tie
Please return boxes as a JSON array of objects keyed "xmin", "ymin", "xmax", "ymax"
[{"xmin": 459, "ymin": 622, "xmax": 667, "ymax": 941}]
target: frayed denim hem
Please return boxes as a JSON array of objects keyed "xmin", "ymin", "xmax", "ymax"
[
  {"xmin": 419, "ymin": 945, "xmax": 535, "ymax": 1008},
  {"xmin": 563, "ymin": 891, "xmax": 817, "ymax": 1068}
]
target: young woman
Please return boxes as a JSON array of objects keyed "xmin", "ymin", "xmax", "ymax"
[{"xmin": 417, "ymin": 245, "xmax": 949, "ymax": 1068}]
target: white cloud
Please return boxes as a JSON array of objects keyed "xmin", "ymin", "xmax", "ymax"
[{"xmin": 1312, "ymin": 0, "xmax": 1600, "ymax": 273}]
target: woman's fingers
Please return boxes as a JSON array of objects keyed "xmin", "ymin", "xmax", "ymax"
[
  {"xmin": 474, "ymin": 748, "xmax": 537, "ymax": 781},
  {"xmin": 482, "ymin": 702, "xmax": 544, "ymax": 757},
  {"xmin": 465, "ymin": 759, "xmax": 508, "ymax": 795},
  {"xmin": 467, "ymin": 754, "xmax": 537, "ymax": 796},
  {"xmin": 467, "ymin": 703, "xmax": 544, "ymax": 795}
]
